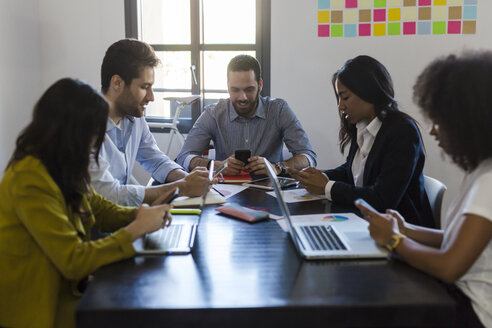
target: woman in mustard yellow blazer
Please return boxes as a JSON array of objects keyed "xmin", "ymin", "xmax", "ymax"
[{"xmin": 0, "ymin": 78, "xmax": 173, "ymax": 328}]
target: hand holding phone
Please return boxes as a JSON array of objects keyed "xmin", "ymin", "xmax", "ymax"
[
  {"xmin": 234, "ymin": 149, "xmax": 251, "ymax": 165},
  {"xmin": 354, "ymin": 198, "xmax": 379, "ymax": 219}
]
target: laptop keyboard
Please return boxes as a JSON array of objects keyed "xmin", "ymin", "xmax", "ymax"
[
  {"xmin": 300, "ymin": 225, "xmax": 347, "ymax": 251},
  {"xmin": 146, "ymin": 224, "xmax": 183, "ymax": 249}
]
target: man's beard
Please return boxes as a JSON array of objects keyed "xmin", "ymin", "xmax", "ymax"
[
  {"xmin": 114, "ymin": 89, "xmax": 142, "ymax": 118},
  {"xmin": 232, "ymin": 90, "xmax": 260, "ymax": 117}
]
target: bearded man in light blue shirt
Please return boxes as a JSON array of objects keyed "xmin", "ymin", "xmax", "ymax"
[
  {"xmin": 176, "ymin": 55, "xmax": 317, "ymax": 176},
  {"xmin": 89, "ymin": 39, "xmax": 209, "ymax": 206}
]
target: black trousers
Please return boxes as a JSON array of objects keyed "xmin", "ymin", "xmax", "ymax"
[{"xmin": 444, "ymin": 283, "xmax": 485, "ymax": 328}]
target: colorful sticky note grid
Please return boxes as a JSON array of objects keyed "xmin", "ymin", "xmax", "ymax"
[{"xmin": 317, "ymin": 0, "xmax": 478, "ymax": 37}]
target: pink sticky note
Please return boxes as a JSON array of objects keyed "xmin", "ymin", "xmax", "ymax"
[
  {"xmin": 346, "ymin": 0, "xmax": 358, "ymax": 8},
  {"xmin": 374, "ymin": 9, "xmax": 386, "ymax": 22},
  {"xmin": 359, "ymin": 24, "xmax": 371, "ymax": 36},
  {"xmin": 418, "ymin": 0, "xmax": 431, "ymax": 5},
  {"xmin": 318, "ymin": 25, "xmax": 330, "ymax": 37},
  {"xmin": 403, "ymin": 22, "xmax": 416, "ymax": 35},
  {"xmin": 448, "ymin": 21, "xmax": 461, "ymax": 34}
]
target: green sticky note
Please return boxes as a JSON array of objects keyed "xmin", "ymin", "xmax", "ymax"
[
  {"xmin": 388, "ymin": 22, "xmax": 401, "ymax": 35},
  {"xmin": 432, "ymin": 21, "xmax": 446, "ymax": 34},
  {"xmin": 374, "ymin": 0, "xmax": 386, "ymax": 8},
  {"xmin": 332, "ymin": 24, "xmax": 344, "ymax": 37}
]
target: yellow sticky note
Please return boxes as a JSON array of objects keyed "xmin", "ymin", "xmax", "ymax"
[
  {"xmin": 374, "ymin": 23, "xmax": 386, "ymax": 36},
  {"xmin": 388, "ymin": 8, "xmax": 401, "ymax": 21},
  {"xmin": 318, "ymin": 10, "xmax": 330, "ymax": 24},
  {"xmin": 432, "ymin": 6, "xmax": 447, "ymax": 20},
  {"xmin": 344, "ymin": 9, "xmax": 357, "ymax": 23},
  {"xmin": 331, "ymin": 0, "xmax": 344, "ymax": 8},
  {"xmin": 359, "ymin": 0, "xmax": 372, "ymax": 7},
  {"xmin": 389, "ymin": 0, "xmax": 402, "ymax": 6},
  {"xmin": 402, "ymin": 7, "xmax": 417, "ymax": 20},
  {"xmin": 434, "ymin": 0, "xmax": 447, "ymax": 5},
  {"xmin": 447, "ymin": 0, "xmax": 462, "ymax": 4}
]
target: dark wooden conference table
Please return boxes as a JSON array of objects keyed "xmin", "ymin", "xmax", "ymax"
[{"xmin": 76, "ymin": 187, "xmax": 456, "ymax": 328}]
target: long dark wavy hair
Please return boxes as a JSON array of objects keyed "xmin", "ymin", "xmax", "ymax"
[
  {"xmin": 332, "ymin": 55, "xmax": 421, "ymax": 153},
  {"xmin": 7, "ymin": 78, "xmax": 109, "ymax": 215},
  {"xmin": 413, "ymin": 51, "xmax": 492, "ymax": 171}
]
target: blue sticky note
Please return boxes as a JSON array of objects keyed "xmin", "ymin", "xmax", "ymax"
[
  {"xmin": 418, "ymin": 21, "xmax": 431, "ymax": 35},
  {"xmin": 463, "ymin": 6, "xmax": 477, "ymax": 20},
  {"xmin": 344, "ymin": 24, "xmax": 357, "ymax": 37},
  {"xmin": 318, "ymin": 0, "xmax": 331, "ymax": 9},
  {"xmin": 464, "ymin": 0, "xmax": 477, "ymax": 4}
]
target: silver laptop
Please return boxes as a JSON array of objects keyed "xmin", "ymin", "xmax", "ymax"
[
  {"xmin": 133, "ymin": 161, "xmax": 214, "ymax": 255},
  {"xmin": 264, "ymin": 159, "xmax": 387, "ymax": 260}
]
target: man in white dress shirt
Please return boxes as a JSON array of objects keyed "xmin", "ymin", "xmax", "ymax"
[{"xmin": 90, "ymin": 39, "xmax": 209, "ymax": 206}]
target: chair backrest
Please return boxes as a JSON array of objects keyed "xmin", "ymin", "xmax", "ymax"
[{"xmin": 423, "ymin": 175, "xmax": 447, "ymax": 229}]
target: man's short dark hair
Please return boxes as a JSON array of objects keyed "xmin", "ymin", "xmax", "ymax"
[
  {"xmin": 101, "ymin": 39, "xmax": 160, "ymax": 93},
  {"xmin": 227, "ymin": 55, "xmax": 262, "ymax": 84}
]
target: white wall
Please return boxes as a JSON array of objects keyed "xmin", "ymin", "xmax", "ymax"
[
  {"xmin": 38, "ymin": 0, "xmax": 125, "ymax": 89},
  {"xmin": 0, "ymin": 0, "xmax": 124, "ymax": 176},
  {"xmin": 0, "ymin": 0, "xmax": 43, "ymax": 172},
  {"xmin": 271, "ymin": 0, "xmax": 492, "ymax": 212}
]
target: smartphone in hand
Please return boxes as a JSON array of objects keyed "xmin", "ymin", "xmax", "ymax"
[
  {"xmin": 354, "ymin": 198, "xmax": 379, "ymax": 217},
  {"xmin": 235, "ymin": 149, "xmax": 251, "ymax": 165}
]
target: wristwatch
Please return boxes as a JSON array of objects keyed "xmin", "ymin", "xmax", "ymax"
[
  {"xmin": 275, "ymin": 162, "xmax": 287, "ymax": 175},
  {"xmin": 385, "ymin": 234, "xmax": 406, "ymax": 252}
]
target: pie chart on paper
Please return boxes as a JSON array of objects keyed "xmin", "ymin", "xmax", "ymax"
[{"xmin": 322, "ymin": 215, "xmax": 349, "ymax": 222}]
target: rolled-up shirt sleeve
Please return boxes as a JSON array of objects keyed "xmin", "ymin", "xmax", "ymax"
[
  {"xmin": 89, "ymin": 155, "xmax": 145, "ymax": 207},
  {"xmin": 278, "ymin": 102, "xmax": 317, "ymax": 167},
  {"xmin": 136, "ymin": 122, "xmax": 183, "ymax": 182},
  {"xmin": 176, "ymin": 108, "xmax": 215, "ymax": 171}
]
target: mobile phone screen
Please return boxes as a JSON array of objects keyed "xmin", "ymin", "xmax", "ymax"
[{"xmin": 235, "ymin": 149, "xmax": 251, "ymax": 164}]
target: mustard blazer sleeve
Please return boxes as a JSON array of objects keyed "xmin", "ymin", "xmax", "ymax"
[
  {"xmin": 11, "ymin": 166, "xmax": 136, "ymax": 281},
  {"xmin": 89, "ymin": 186, "xmax": 137, "ymax": 233}
]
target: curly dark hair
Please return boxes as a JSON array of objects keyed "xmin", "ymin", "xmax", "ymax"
[
  {"xmin": 8, "ymin": 78, "xmax": 109, "ymax": 216},
  {"xmin": 101, "ymin": 38, "xmax": 160, "ymax": 93},
  {"xmin": 332, "ymin": 55, "xmax": 420, "ymax": 153},
  {"xmin": 413, "ymin": 51, "xmax": 492, "ymax": 171}
]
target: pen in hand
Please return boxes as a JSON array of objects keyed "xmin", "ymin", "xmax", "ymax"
[{"xmin": 212, "ymin": 186, "xmax": 226, "ymax": 198}]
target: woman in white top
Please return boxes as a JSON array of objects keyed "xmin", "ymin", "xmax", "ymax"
[{"xmin": 356, "ymin": 52, "xmax": 492, "ymax": 328}]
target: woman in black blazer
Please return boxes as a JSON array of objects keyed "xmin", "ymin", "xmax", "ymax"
[{"xmin": 288, "ymin": 55, "xmax": 434, "ymax": 228}]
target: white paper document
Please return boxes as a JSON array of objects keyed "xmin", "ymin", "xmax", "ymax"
[
  {"xmin": 212, "ymin": 184, "xmax": 248, "ymax": 199},
  {"xmin": 171, "ymin": 189, "xmax": 226, "ymax": 207},
  {"xmin": 266, "ymin": 188, "xmax": 326, "ymax": 203},
  {"xmin": 276, "ymin": 213, "xmax": 367, "ymax": 232}
]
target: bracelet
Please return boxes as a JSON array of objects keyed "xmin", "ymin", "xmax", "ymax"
[
  {"xmin": 275, "ymin": 162, "xmax": 287, "ymax": 175},
  {"xmin": 385, "ymin": 234, "xmax": 406, "ymax": 252}
]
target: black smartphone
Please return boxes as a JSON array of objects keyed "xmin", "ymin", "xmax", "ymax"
[
  {"xmin": 162, "ymin": 188, "xmax": 180, "ymax": 204},
  {"xmin": 234, "ymin": 149, "xmax": 251, "ymax": 165}
]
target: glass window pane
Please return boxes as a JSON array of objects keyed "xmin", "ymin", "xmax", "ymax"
[
  {"xmin": 154, "ymin": 51, "xmax": 192, "ymax": 90},
  {"xmin": 141, "ymin": 0, "xmax": 190, "ymax": 44},
  {"xmin": 202, "ymin": 0, "xmax": 256, "ymax": 44},
  {"xmin": 202, "ymin": 51, "xmax": 256, "ymax": 91},
  {"xmin": 146, "ymin": 92, "xmax": 194, "ymax": 119},
  {"xmin": 202, "ymin": 92, "xmax": 228, "ymax": 110}
]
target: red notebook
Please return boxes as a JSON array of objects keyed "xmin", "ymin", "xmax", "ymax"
[{"xmin": 221, "ymin": 171, "xmax": 252, "ymax": 184}]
